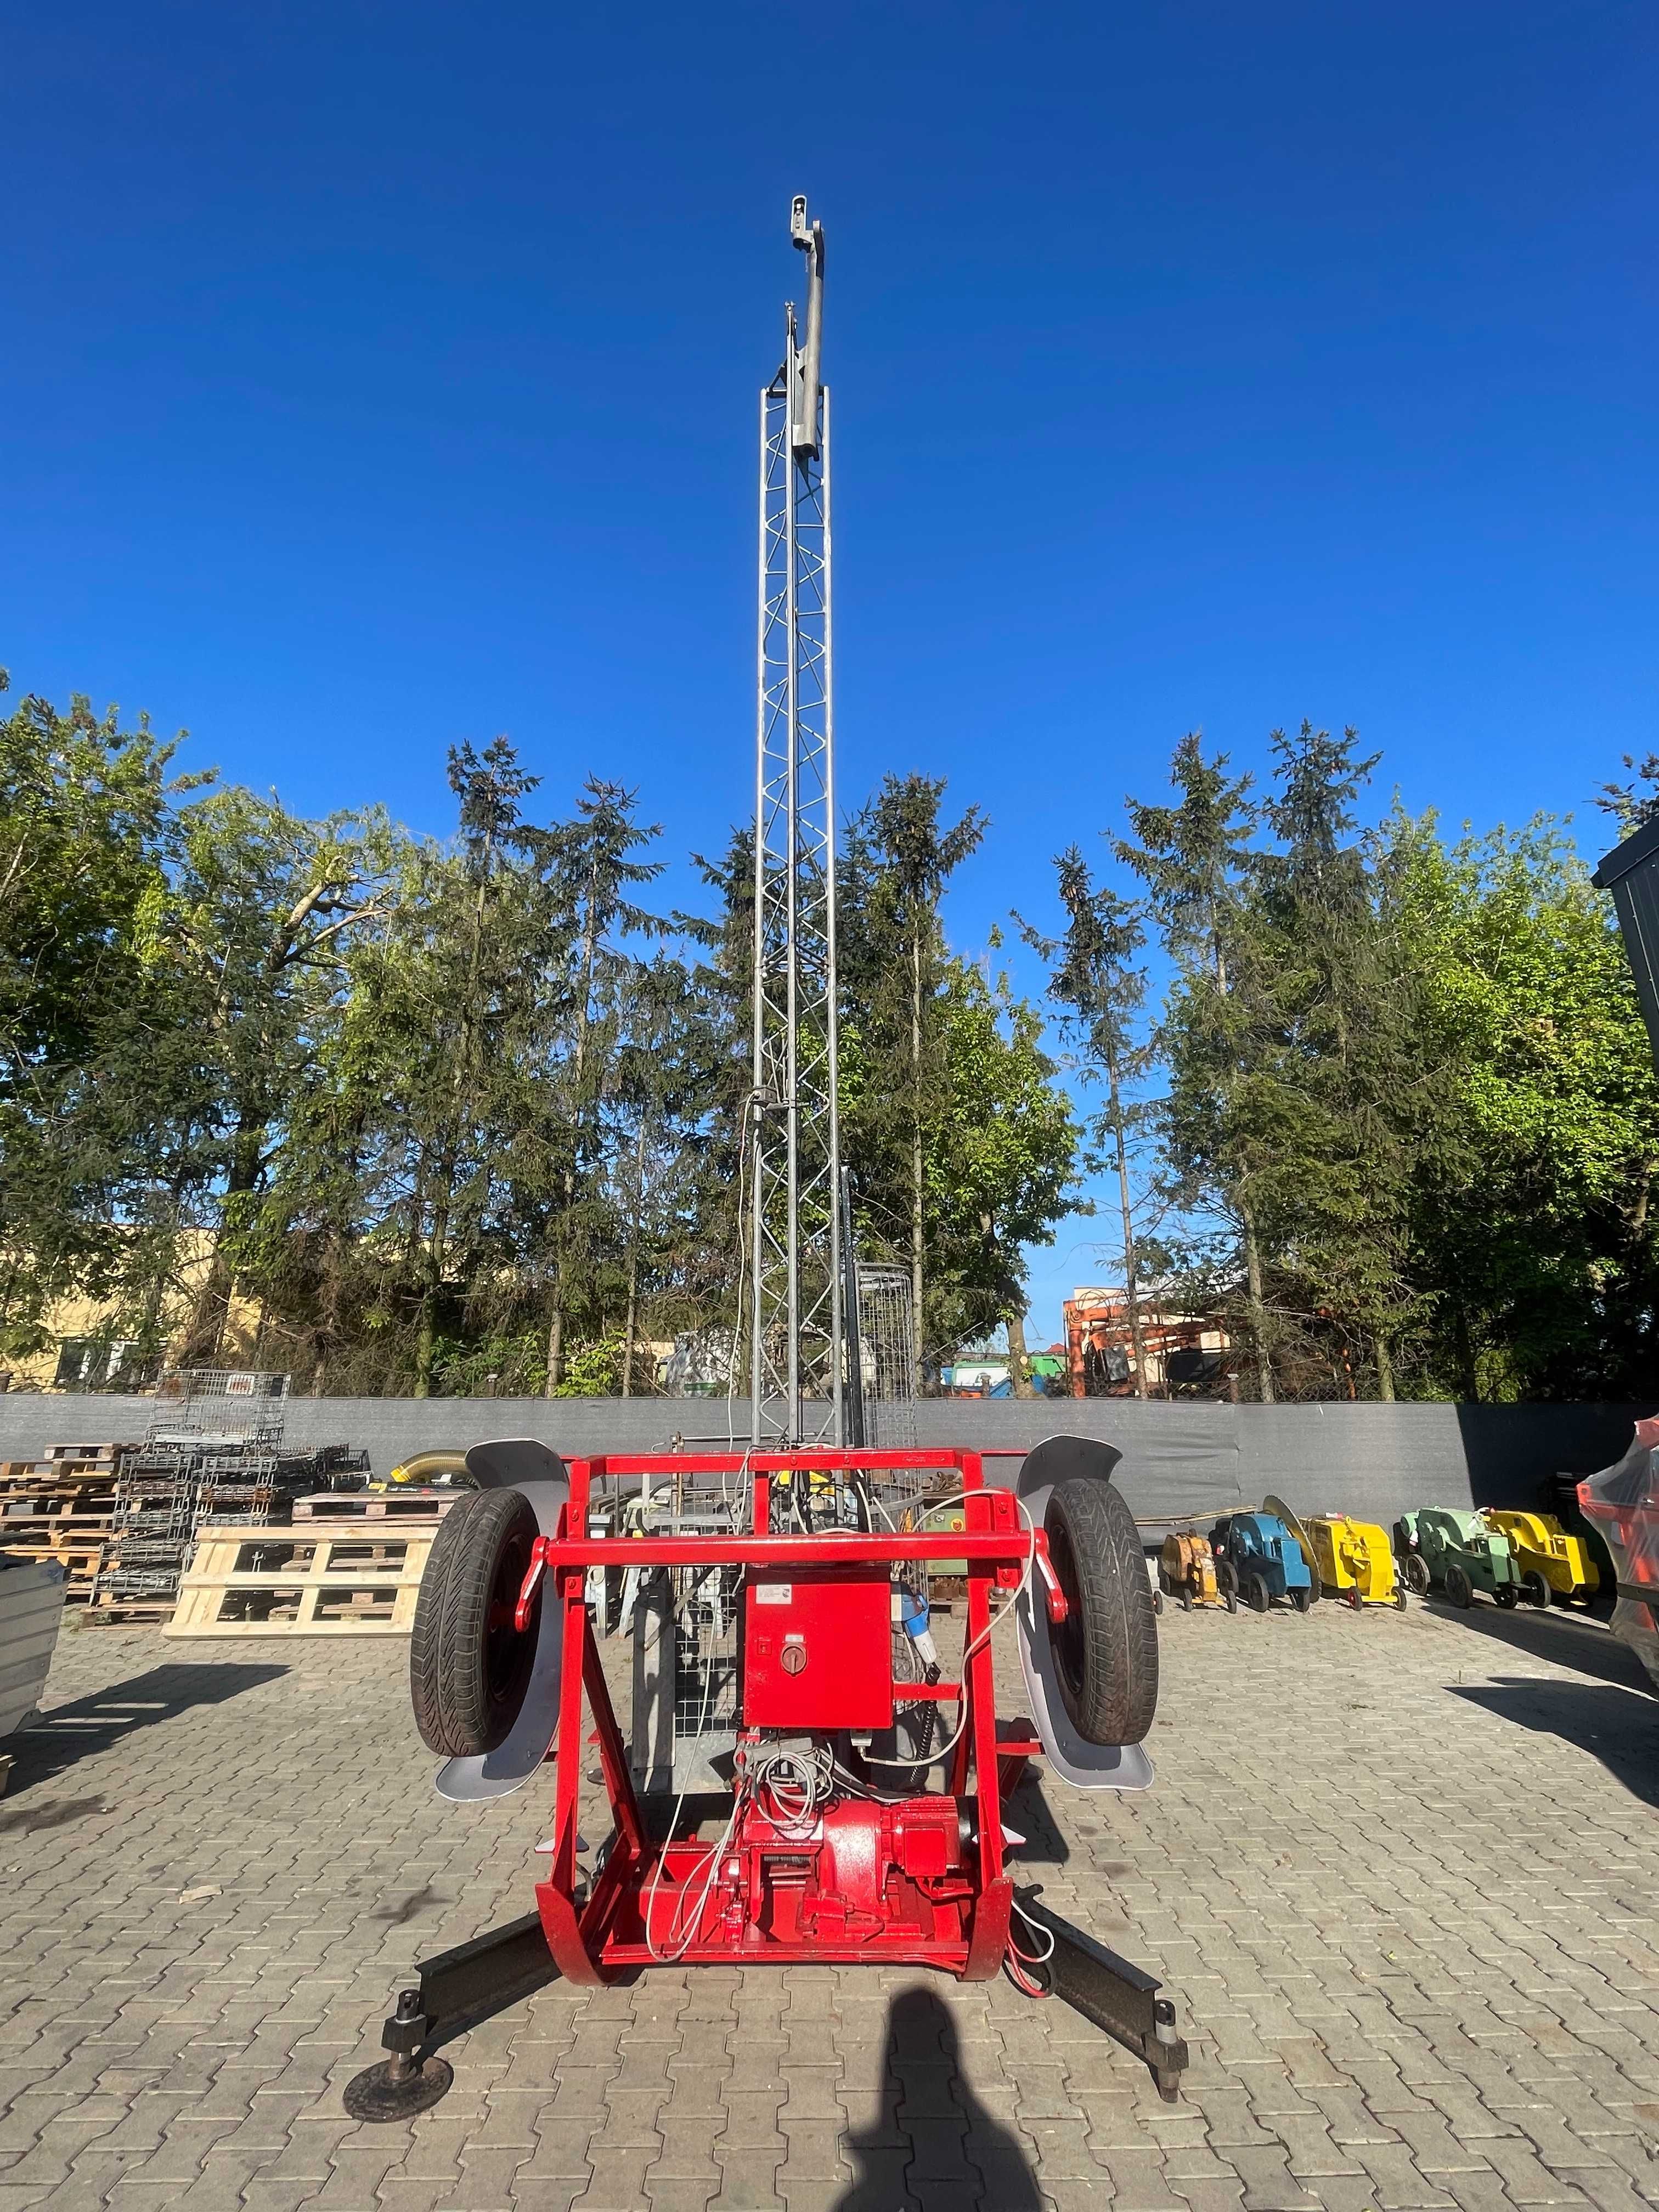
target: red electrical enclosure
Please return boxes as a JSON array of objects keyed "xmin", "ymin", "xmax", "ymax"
[{"xmin": 743, "ymin": 1565, "xmax": 894, "ymax": 1730}]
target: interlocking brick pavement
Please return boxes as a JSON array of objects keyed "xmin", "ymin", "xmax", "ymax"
[{"xmin": 2, "ymin": 1585, "xmax": 1656, "ymax": 2209}]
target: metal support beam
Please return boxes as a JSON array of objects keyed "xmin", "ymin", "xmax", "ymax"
[{"xmin": 1013, "ymin": 1886, "xmax": 1190, "ymax": 2100}]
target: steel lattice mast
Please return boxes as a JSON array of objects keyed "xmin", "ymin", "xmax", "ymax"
[{"xmin": 748, "ymin": 195, "xmax": 842, "ymax": 1446}]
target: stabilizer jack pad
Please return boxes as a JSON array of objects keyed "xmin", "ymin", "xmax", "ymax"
[{"xmin": 343, "ymin": 2056, "xmax": 453, "ymax": 2121}]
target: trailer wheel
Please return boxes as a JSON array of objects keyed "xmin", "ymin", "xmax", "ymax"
[
  {"xmin": 1493, "ymin": 1583, "xmax": 1518, "ymax": 1609},
  {"xmin": 1248, "ymin": 1575, "xmax": 1270, "ymax": 1614},
  {"xmin": 409, "ymin": 1489, "xmax": 543, "ymax": 1758},
  {"xmin": 1404, "ymin": 1554, "xmax": 1431, "ymax": 1596},
  {"xmin": 1522, "ymin": 1570, "xmax": 1550, "ymax": 1609},
  {"xmin": 1290, "ymin": 1586, "xmax": 1311, "ymax": 1615},
  {"xmin": 1444, "ymin": 1562, "xmax": 1473, "ymax": 1609},
  {"xmin": 1044, "ymin": 1479, "xmax": 1159, "ymax": 1747}
]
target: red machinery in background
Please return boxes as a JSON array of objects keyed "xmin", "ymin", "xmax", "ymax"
[
  {"xmin": 346, "ymin": 1437, "xmax": 1184, "ymax": 2120},
  {"xmin": 1579, "ymin": 1416, "xmax": 1659, "ymax": 1693}
]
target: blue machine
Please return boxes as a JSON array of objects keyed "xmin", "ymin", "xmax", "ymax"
[{"xmin": 1208, "ymin": 1511, "xmax": 1316, "ymax": 1614}]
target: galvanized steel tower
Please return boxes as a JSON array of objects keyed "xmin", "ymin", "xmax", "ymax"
[{"xmin": 748, "ymin": 195, "xmax": 843, "ymax": 1445}]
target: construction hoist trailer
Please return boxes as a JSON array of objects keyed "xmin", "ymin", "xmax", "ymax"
[
  {"xmin": 345, "ymin": 197, "xmax": 1187, "ymax": 2123},
  {"xmin": 345, "ymin": 1436, "xmax": 1184, "ymax": 2119}
]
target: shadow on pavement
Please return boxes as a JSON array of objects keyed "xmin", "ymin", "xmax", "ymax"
[
  {"xmin": 1006, "ymin": 1769, "xmax": 1071, "ymax": 1867},
  {"xmin": 835, "ymin": 1985, "xmax": 1043, "ymax": 2211},
  {"xmin": 3, "ymin": 1662, "xmax": 288, "ymax": 1796},
  {"xmin": 1448, "ymin": 1675, "xmax": 1659, "ymax": 1809},
  {"xmin": 1425, "ymin": 1593, "xmax": 1653, "ymax": 1692}
]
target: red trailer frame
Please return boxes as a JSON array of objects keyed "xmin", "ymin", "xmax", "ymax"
[
  {"xmin": 347, "ymin": 1441, "xmax": 1190, "ymax": 2119},
  {"xmin": 527, "ymin": 1447, "xmax": 1035, "ymax": 1982}
]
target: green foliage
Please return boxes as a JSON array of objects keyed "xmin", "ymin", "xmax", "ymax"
[
  {"xmin": 549, "ymin": 1331, "xmax": 629, "ymax": 1397},
  {"xmin": 840, "ymin": 773, "xmax": 1077, "ymax": 1375},
  {"xmin": 1386, "ymin": 812, "xmax": 1659, "ymax": 1397},
  {"xmin": 12, "ymin": 645, "xmax": 1658, "ymax": 1408},
  {"xmin": 0, "ymin": 671, "xmax": 204, "ymax": 1358}
]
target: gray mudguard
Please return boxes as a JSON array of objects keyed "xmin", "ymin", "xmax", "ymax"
[
  {"xmin": 436, "ymin": 1441, "xmax": 571, "ymax": 1804},
  {"xmin": 1014, "ymin": 1435, "xmax": 1154, "ymax": 1792}
]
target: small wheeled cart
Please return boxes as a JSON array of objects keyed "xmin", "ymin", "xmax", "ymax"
[
  {"xmin": 1394, "ymin": 1509, "xmax": 1520, "ymax": 1609},
  {"xmin": 1208, "ymin": 1511, "xmax": 1316, "ymax": 1614},
  {"xmin": 1157, "ymin": 1531, "xmax": 1222, "ymax": 1611},
  {"xmin": 1481, "ymin": 1510, "xmax": 1599, "ymax": 1609}
]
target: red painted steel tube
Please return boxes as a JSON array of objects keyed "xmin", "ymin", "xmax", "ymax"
[{"xmin": 525, "ymin": 1531, "xmax": 1029, "ymax": 1569}]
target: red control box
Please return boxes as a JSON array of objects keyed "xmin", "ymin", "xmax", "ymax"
[{"xmin": 742, "ymin": 1565, "xmax": 895, "ymax": 1731}]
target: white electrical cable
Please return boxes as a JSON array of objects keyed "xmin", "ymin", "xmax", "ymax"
[
  {"xmin": 644, "ymin": 1568, "xmax": 748, "ymax": 1962},
  {"xmin": 1009, "ymin": 1894, "xmax": 1056, "ymax": 1965},
  {"xmin": 749, "ymin": 1742, "xmax": 836, "ymax": 1834},
  {"xmin": 861, "ymin": 1486, "xmax": 1037, "ymax": 1772}
]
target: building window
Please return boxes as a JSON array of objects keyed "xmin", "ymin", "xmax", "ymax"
[{"xmin": 52, "ymin": 1339, "xmax": 153, "ymax": 1392}]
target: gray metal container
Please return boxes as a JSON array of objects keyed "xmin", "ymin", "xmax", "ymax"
[{"xmin": 0, "ymin": 1558, "xmax": 66, "ymax": 1739}]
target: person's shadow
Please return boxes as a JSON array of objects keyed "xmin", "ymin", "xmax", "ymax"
[{"xmin": 835, "ymin": 1985, "xmax": 1045, "ymax": 2210}]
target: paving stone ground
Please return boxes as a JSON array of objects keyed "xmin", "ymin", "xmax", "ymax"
[{"xmin": 3, "ymin": 1585, "xmax": 1657, "ymax": 2211}]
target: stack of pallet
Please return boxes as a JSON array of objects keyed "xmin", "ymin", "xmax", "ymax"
[
  {"xmin": 94, "ymin": 1442, "xmax": 373, "ymax": 1620},
  {"xmin": 168, "ymin": 1489, "xmax": 460, "ymax": 1637},
  {"xmin": 0, "ymin": 1444, "xmax": 131, "ymax": 1601}
]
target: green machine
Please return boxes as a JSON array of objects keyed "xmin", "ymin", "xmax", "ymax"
[{"xmin": 1393, "ymin": 1509, "xmax": 1522, "ymax": 1608}]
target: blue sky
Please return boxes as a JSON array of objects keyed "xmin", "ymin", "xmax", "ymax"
[{"xmin": 5, "ymin": 2, "xmax": 1655, "ymax": 1344}]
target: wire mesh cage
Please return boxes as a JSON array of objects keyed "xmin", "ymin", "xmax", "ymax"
[
  {"xmin": 856, "ymin": 1264, "xmax": 917, "ymax": 1452},
  {"xmin": 148, "ymin": 1370, "xmax": 291, "ymax": 1447}
]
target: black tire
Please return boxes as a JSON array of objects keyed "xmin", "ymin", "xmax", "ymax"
[
  {"xmin": 1290, "ymin": 1585, "xmax": 1311, "ymax": 1615},
  {"xmin": 1224, "ymin": 1588, "xmax": 1237, "ymax": 1615},
  {"xmin": 1216, "ymin": 1557, "xmax": 1239, "ymax": 1600},
  {"xmin": 1522, "ymin": 1570, "xmax": 1550, "ymax": 1609},
  {"xmin": 1444, "ymin": 1562, "xmax": 1473, "ymax": 1609},
  {"xmin": 1395, "ymin": 1586, "xmax": 1408, "ymax": 1611},
  {"xmin": 409, "ymin": 1488, "xmax": 543, "ymax": 1757},
  {"xmin": 1405, "ymin": 1554, "xmax": 1431, "ymax": 1597},
  {"xmin": 1044, "ymin": 1479, "xmax": 1159, "ymax": 1747},
  {"xmin": 1347, "ymin": 1586, "xmax": 1362, "ymax": 1611},
  {"xmin": 1493, "ymin": 1583, "xmax": 1518, "ymax": 1609},
  {"xmin": 1248, "ymin": 1575, "xmax": 1269, "ymax": 1614},
  {"xmin": 1180, "ymin": 1585, "xmax": 1193, "ymax": 1612}
]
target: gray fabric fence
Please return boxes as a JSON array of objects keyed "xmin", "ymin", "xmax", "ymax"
[{"xmin": 1, "ymin": 1394, "xmax": 1651, "ymax": 1528}]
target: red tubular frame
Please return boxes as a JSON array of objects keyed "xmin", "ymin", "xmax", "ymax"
[{"xmin": 529, "ymin": 1447, "xmax": 1035, "ymax": 1984}]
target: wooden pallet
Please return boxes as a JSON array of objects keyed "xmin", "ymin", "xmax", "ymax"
[
  {"xmin": 0, "ymin": 1509, "xmax": 116, "ymax": 1534},
  {"xmin": 1, "ymin": 1455, "xmax": 123, "ymax": 1481},
  {"xmin": 166, "ymin": 1521, "xmax": 441, "ymax": 1637},
  {"xmin": 0, "ymin": 1474, "xmax": 120, "ymax": 1502},
  {"xmin": 291, "ymin": 1490, "xmax": 462, "ymax": 1522},
  {"xmin": 0, "ymin": 1537, "xmax": 107, "ymax": 1595}
]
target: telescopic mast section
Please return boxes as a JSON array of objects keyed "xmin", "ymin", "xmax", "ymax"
[{"xmin": 750, "ymin": 195, "xmax": 842, "ymax": 1446}]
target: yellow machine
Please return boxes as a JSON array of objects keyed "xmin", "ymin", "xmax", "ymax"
[
  {"xmin": 1265, "ymin": 1496, "xmax": 1403, "ymax": 1610},
  {"xmin": 1158, "ymin": 1531, "xmax": 1221, "ymax": 1610},
  {"xmin": 1307, "ymin": 1514, "xmax": 1404, "ymax": 1608},
  {"xmin": 1482, "ymin": 1510, "xmax": 1599, "ymax": 1608}
]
